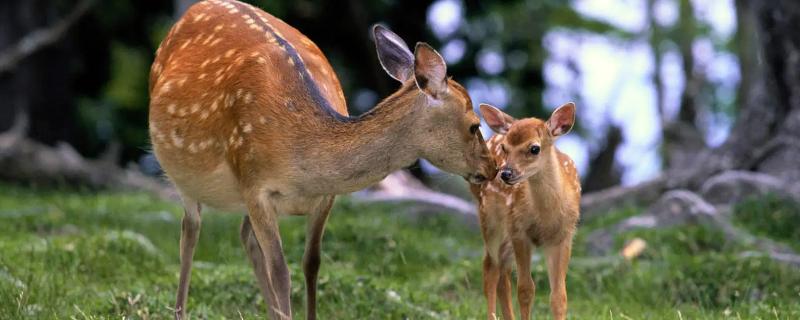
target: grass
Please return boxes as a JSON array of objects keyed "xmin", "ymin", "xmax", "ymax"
[
  {"xmin": 0, "ymin": 185, "xmax": 799, "ymax": 319},
  {"xmin": 734, "ymin": 194, "xmax": 800, "ymax": 251}
]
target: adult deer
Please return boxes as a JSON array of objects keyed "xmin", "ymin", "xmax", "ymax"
[
  {"xmin": 148, "ymin": 0, "xmax": 495, "ymax": 319},
  {"xmin": 471, "ymin": 103, "xmax": 580, "ymax": 320}
]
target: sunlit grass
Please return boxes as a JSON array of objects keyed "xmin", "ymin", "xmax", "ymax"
[{"xmin": 0, "ymin": 185, "xmax": 798, "ymax": 319}]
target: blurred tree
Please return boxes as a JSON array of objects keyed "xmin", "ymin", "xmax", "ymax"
[{"xmin": 583, "ymin": 0, "xmax": 800, "ymax": 218}]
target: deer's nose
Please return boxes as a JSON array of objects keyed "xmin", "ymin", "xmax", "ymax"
[{"xmin": 499, "ymin": 168, "xmax": 514, "ymax": 182}]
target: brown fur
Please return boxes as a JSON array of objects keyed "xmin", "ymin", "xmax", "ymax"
[
  {"xmin": 472, "ymin": 103, "xmax": 581, "ymax": 320},
  {"xmin": 150, "ymin": 1, "xmax": 495, "ymax": 319}
]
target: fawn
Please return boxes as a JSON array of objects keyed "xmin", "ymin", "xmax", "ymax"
[
  {"xmin": 471, "ymin": 102, "xmax": 581, "ymax": 320},
  {"xmin": 148, "ymin": 1, "xmax": 495, "ymax": 319}
]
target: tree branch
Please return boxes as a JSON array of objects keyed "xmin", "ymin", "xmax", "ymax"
[{"xmin": 0, "ymin": 0, "xmax": 94, "ymax": 74}]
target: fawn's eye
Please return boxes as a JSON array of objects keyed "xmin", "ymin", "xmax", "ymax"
[
  {"xmin": 530, "ymin": 145, "xmax": 541, "ymax": 155},
  {"xmin": 470, "ymin": 124, "xmax": 480, "ymax": 135}
]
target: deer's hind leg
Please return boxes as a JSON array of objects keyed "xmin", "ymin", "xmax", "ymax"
[
  {"xmin": 546, "ymin": 240, "xmax": 572, "ymax": 320},
  {"xmin": 175, "ymin": 196, "xmax": 201, "ymax": 320}
]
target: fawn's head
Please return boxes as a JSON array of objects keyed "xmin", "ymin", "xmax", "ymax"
[
  {"xmin": 373, "ymin": 25, "xmax": 495, "ymax": 183},
  {"xmin": 480, "ymin": 102, "xmax": 576, "ymax": 185}
]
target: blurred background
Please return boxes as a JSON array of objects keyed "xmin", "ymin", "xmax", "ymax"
[
  {"xmin": 0, "ymin": 0, "xmax": 750, "ymax": 188},
  {"xmin": 1, "ymin": 0, "xmax": 799, "ymax": 318}
]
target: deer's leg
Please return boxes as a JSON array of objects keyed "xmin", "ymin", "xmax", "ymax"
[
  {"xmin": 512, "ymin": 238, "xmax": 534, "ymax": 320},
  {"xmin": 546, "ymin": 240, "xmax": 572, "ymax": 320},
  {"xmin": 483, "ymin": 253, "xmax": 501, "ymax": 320},
  {"xmin": 175, "ymin": 197, "xmax": 201, "ymax": 320},
  {"xmin": 303, "ymin": 196, "xmax": 334, "ymax": 320},
  {"xmin": 497, "ymin": 248, "xmax": 515, "ymax": 320},
  {"xmin": 240, "ymin": 215, "xmax": 272, "ymax": 302},
  {"xmin": 246, "ymin": 196, "xmax": 292, "ymax": 320}
]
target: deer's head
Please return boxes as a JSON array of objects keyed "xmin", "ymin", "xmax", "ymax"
[
  {"xmin": 480, "ymin": 102, "xmax": 576, "ymax": 185},
  {"xmin": 373, "ymin": 25, "xmax": 495, "ymax": 183}
]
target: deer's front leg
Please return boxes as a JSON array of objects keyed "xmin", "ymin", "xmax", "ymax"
[
  {"xmin": 497, "ymin": 262, "xmax": 515, "ymax": 320},
  {"xmin": 546, "ymin": 240, "xmax": 572, "ymax": 320},
  {"xmin": 303, "ymin": 196, "xmax": 334, "ymax": 320},
  {"xmin": 483, "ymin": 254, "xmax": 501, "ymax": 320},
  {"xmin": 512, "ymin": 238, "xmax": 534, "ymax": 320},
  {"xmin": 175, "ymin": 197, "xmax": 201, "ymax": 320},
  {"xmin": 246, "ymin": 196, "xmax": 292, "ymax": 320},
  {"xmin": 240, "ymin": 215, "xmax": 272, "ymax": 304}
]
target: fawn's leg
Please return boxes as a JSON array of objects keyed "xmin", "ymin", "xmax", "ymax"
[
  {"xmin": 175, "ymin": 197, "xmax": 201, "ymax": 320},
  {"xmin": 303, "ymin": 196, "xmax": 334, "ymax": 320},
  {"xmin": 512, "ymin": 238, "xmax": 534, "ymax": 320},
  {"xmin": 546, "ymin": 240, "xmax": 572, "ymax": 320},
  {"xmin": 497, "ymin": 266, "xmax": 514, "ymax": 320},
  {"xmin": 483, "ymin": 254, "xmax": 501, "ymax": 320},
  {"xmin": 246, "ymin": 196, "xmax": 292, "ymax": 319},
  {"xmin": 240, "ymin": 215, "xmax": 272, "ymax": 302}
]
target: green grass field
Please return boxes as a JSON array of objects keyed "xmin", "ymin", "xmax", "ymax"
[{"xmin": 1, "ymin": 185, "xmax": 798, "ymax": 319}]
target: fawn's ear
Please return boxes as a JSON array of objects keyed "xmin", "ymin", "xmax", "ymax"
[
  {"xmin": 480, "ymin": 103, "xmax": 515, "ymax": 134},
  {"xmin": 373, "ymin": 25, "xmax": 414, "ymax": 82},
  {"xmin": 414, "ymin": 42, "xmax": 448, "ymax": 99},
  {"xmin": 546, "ymin": 102, "xmax": 576, "ymax": 137}
]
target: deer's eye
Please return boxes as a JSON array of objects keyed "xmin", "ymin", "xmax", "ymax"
[
  {"xmin": 530, "ymin": 145, "xmax": 541, "ymax": 155},
  {"xmin": 470, "ymin": 124, "xmax": 480, "ymax": 135}
]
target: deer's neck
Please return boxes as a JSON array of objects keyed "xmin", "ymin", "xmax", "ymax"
[
  {"xmin": 293, "ymin": 84, "xmax": 424, "ymax": 195},
  {"xmin": 525, "ymin": 148, "xmax": 563, "ymax": 209}
]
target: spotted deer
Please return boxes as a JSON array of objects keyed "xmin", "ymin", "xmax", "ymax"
[
  {"xmin": 470, "ymin": 103, "xmax": 580, "ymax": 320},
  {"xmin": 148, "ymin": 1, "xmax": 495, "ymax": 319}
]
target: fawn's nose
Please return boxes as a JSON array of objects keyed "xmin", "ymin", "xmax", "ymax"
[{"xmin": 499, "ymin": 169, "xmax": 514, "ymax": 183}]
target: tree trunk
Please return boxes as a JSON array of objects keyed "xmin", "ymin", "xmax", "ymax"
[{"xmin": 582, "ymin": 0, "xmax": 800, "ymax": 216}]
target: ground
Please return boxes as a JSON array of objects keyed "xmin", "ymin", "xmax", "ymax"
[{"xmin": 0, "ymin": 185, "xmax": 798, "ymax": 319}]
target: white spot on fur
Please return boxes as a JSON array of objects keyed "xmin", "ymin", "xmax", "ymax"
[
  {"xmin": 170, "ymin": 130, "xmax": 184, "ymax": 148},
  {"xmin": 160, "ymin": 80, "xmax": 173, "ymax": 94},
  {"xmin": 167, "ymin": 104, "xmax": 176, "ymax": 114},
  {"xmin": 242, "ymin": 123, "xmax": 252, "ymax": 133}
]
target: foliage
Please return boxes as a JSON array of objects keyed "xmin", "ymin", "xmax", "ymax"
[
  {"xmin": 0, "ymin": 186, "xmax": 798, "ymax": 319},
  {"xmin": 734, "ymin": 194, "xmax": 800, "ymax": 251}
]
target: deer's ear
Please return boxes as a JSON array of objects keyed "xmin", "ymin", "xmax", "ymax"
[
  {"xmin": 546, "ymin": 102, "xmax": 576, "ymax": 137},
  {"xmin": 373, "ymin": 25, "xmax": 414, "ymax": 82},
  {"xmin": 480, "ymin": 103, "xmax": 515, "ymax": 134},
  {"xmin": 414, "ymin": 42, "xmax": 448, "ymax": 98}
]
